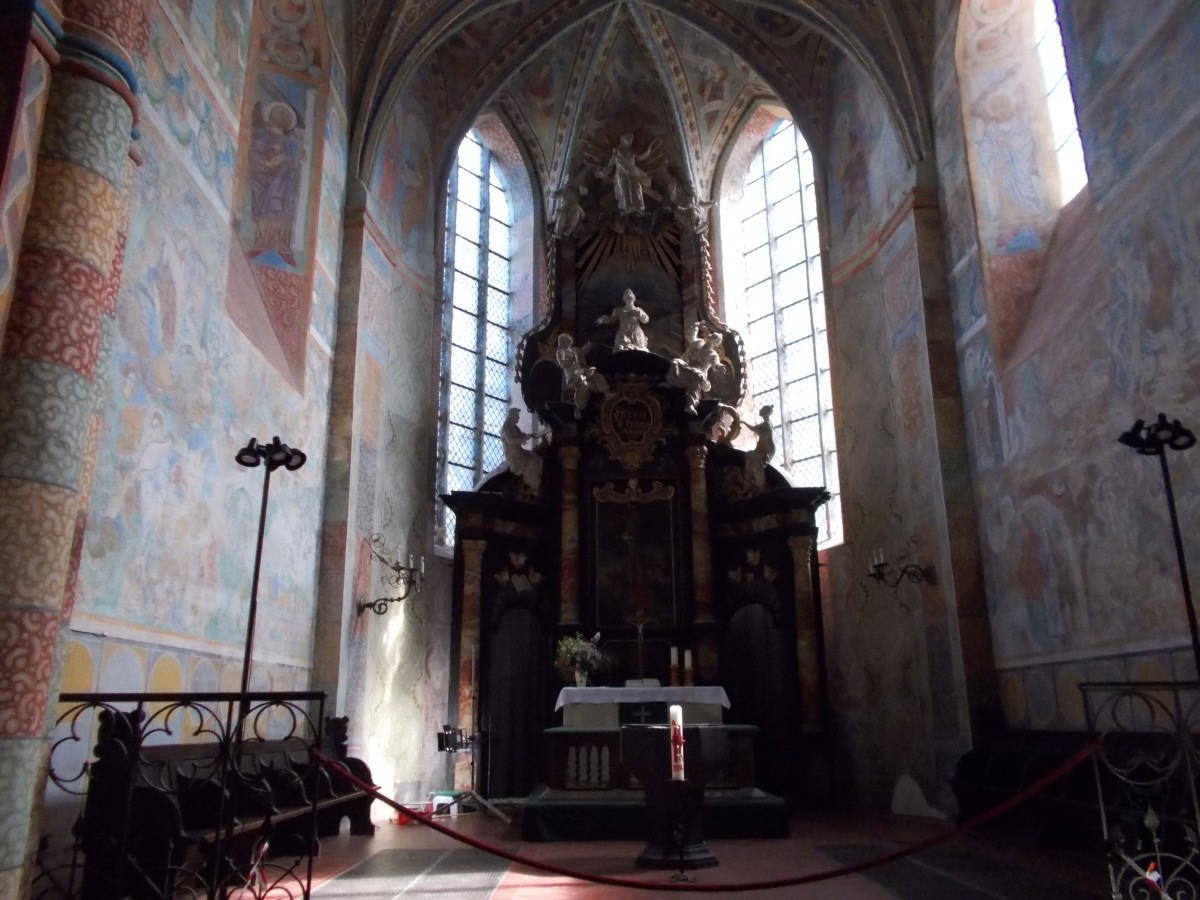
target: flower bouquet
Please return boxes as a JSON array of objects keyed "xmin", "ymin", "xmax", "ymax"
[{"xmin": 555, "ymin": 632, "xmax": 602, "ymax": 686}]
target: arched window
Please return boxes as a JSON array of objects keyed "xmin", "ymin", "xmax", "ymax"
[
  {"xmin": 435, "ymin": 131, "xmax": 513, "ymax": 547},
  {"xmin": 726, "ymin": 118, "xmax": 842, "ymax": 547},
  {"xmin": 1034, "ymin": 0, "xmax": 1086, "ymax": 203}
]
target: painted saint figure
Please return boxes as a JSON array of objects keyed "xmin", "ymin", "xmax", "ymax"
[
  {"xmin": 596, "ymin": 288, "xmax": 649, "ymax": 352},
  {"xmin": 556, "ymin": 334, "xmax": 610, "ymax": 419},
  {"xmin": 502, "ymin": 408, "xmax": 543, "ymax": 494},
  {"xmin": 597, "ymin": 133, "xmax": 660, "ymax": 214},
  {"xmin": 248, "ymin": 101, "xmax": 305, "ymax": 267}
]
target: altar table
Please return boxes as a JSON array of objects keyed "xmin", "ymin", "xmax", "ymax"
[{"xmin": 555, "ymin": 686, "xmax": 730, "ymax": 728}]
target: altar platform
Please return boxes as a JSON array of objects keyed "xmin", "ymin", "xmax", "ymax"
[{"xmin": 525, "ymin": 706, "xmax": 789, "ymax": 841}]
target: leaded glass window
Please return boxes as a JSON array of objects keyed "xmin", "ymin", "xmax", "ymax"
[
  {"xmin": 436, "ymin": 131, "xmax": 513, "ymax": 547},
  {"xmin": 1034, "ymin": 0, "xmax": 1087, "ymax": 203},
  {"xmin": 737, "ymin": 120, "xmax": 842, "ymax": 547}
]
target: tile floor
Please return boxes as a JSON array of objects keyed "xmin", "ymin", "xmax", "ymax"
[{"xmin": 308, "ymin": 804, "xmax": 1112, "ymax": 899}]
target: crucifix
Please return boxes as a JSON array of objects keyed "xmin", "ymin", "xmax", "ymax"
[{"xmin": 625, "ymin": 607, "xmax": 654, "ymax": 680}]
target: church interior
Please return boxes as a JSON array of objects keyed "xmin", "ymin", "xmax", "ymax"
[{"xmin": 1, "ymin": 0, "xmax": 1199, "ymax": 895}]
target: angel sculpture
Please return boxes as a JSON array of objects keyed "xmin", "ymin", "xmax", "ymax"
[
  {"xmin": 746, "ymin": 405, "xmax": 776, "ymax": 490},
  {"xmin": 556, "ymin": 334, "xmax": 610, "ymax": 419},
  {"xmin": 552, "ymin": 171, "xmax": 588, "ymax": 237},
  {"xmin": 667, "ymin": 323, "xmax": 723, "ymax": 414},
  {"xmin": 502, "ymin": 408, "xmax": 543, "ymax": 493}
]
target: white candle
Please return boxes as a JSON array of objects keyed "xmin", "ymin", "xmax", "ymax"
[
  {"xmin": 670, "ymin": 646, "xmax": 678, "ymax": 666},
  {"xmin": 684, "ymin": 649, "xmax": 692, "ymax": 670},
  {"xmin": 669, "ymin": 704, "xmax": 685, "ymax": 781}
]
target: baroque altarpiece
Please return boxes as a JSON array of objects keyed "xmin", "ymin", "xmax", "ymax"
[{"xmin": 444, "ymin": 130, "xmax": 830, "ymax": 802}]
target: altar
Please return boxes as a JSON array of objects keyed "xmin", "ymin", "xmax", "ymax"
[{"xmin": 555, "ymin": 685, "xmax": 729, "ymax": 728}]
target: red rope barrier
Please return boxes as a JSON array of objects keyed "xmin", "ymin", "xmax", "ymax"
[{"xmin": 315, "ymin": 741, "xmax": 1100, "ymax": 893}]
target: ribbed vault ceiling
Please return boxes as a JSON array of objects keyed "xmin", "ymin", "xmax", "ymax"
[{"xmin": 348, "ymin": 0, "xmax": 933, "ymax": 200}]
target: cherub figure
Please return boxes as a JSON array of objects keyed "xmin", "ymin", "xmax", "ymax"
[
  {"xmin": 556, "ymin": 334, "xmax": 610, "ymax": 419},
  {"xmin": 666, "ymin": 323, "xmax": 723, "ymax": 414}
]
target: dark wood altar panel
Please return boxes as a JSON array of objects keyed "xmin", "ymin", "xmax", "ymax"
[{"xmin": 591, "ymin": 479, "xmax": 679, "ymax": 628}]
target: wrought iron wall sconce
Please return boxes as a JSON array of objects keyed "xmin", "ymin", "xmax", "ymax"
[
  {"xmin": 867, "ymin": 548, "xmax": 936, "ymax": 589},
  {"xmin": 235, "ymin": 436, "xmax": 306, "ymax": 698},
  {"xmin": 357, "ymin": 532, "xmax": 424, "ymax": 616},
  {"xmin": 1118, "ymin": 413, "xmax": 1197, "ymax": 675}
]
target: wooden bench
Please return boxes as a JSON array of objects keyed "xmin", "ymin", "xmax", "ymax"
[{"xmin": 73, "ymin": 707, "xmax": 375, "ymax": 899}]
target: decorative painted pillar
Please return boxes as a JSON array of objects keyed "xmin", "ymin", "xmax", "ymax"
[
  {"xmin": 686, "ymin": 445, "xmax": 714, "ymax": 624},
  {"xmin": 558, "ymin": 445, "xmax": 581, "ymax": 625},
  {"xmin": 788, "ymin": 534, "xmax": 824, "ymax": 732},
  {"xmin": 0, "ymin": 0, "xmax": 144, "ymax": 891},
  {"xmin": 455, "ymin": 538, "xmax": 486, "ymax": 790},
  {"xmin": 0, "ymin": 2, "xmax": 60, "ymax": 336}
]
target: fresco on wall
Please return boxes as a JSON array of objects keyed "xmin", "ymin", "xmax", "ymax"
[
  {"xmin": 826, "ymin": 67, "xmax": 881, "ymax": 264},
  {"xmin": 368, "ymin": 87, "xmax": 438, "ymax": 289},
  {"xmin": 225, "ymin": 0, "xmax": 329, "ymax": 391},
  {"xmin": 658, "ymin": 9, "xmax": 764, "ymax": 170},
  {"xmin": 1082, "ymin": 16, "xmax": 1200, "ymax": 204},
  {"xmin": 76, "ymin": 121, "xmax": 325, "ymax": 671},
  {"xmin": 138, "ymin": 8, "xmax": 239, "ymax": 212},
  {"xmin": 163, "ymin": 0, "xmax": 251, "ymax": 115},
  {"xmin": 511, "ymin": 21, "xmax": 582, "ymax": 170},
  {"xmin": 1061, "ymin": 1, "xmax": 1173, "ymax": 107}
]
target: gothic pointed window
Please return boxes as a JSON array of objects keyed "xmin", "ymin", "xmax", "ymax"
[
  {"xmin": 435, "ymin": 131, "xmax": 513, "ymax": 547},
  {"xmin": 724, "ymin": 118, "xmax": 842, "ymax": 547},
  {"xmin": 1034, "ymin": 0, "xmax": 1086, "ymax": 203}
]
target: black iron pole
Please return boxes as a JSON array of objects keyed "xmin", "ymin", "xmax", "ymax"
[
  {"xmin": 1158, "ymin": 450, "xmax": 1200, "ymax": 678},
  {"xmin": 241, "ymin": 463, "xmax": 272, "ymax": 699}
]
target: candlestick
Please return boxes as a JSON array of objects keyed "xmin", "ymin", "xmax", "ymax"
[{"xmin": 669, "ymin": 704, "xmax": 685, "ymax": 781}]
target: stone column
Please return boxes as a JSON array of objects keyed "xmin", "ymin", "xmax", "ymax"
[
  {"xmin": 0, "ymin": 2, "xmax": 60, "ymax": 334},
  {"xmin": 455, "ymin": 538, "xmax": 486, "ymax": 790},
  {"xmin": 558, "ymin": 445, "xmax": 581, "ymax": 625},
  {"xmin": 788, "ymin": 534, "xmax": 824, "ymax": 731},
  {"xmin": 313, "ymin": 182, "xmax": 368, "ymax": 713},
  {"xmin": 686, "ymin": 446, "xmax": 713, "ymax": 624},
  {"xmin": 0, "ymin": 0, "xmax": 145, "ymax": 891}
]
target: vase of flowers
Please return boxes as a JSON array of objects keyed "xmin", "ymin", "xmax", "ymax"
[{"xmin": 555, "ymin": 632, "xmax": 602, "ymax": 686}]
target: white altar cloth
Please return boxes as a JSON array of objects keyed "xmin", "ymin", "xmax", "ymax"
[
  {"xmin": 555, "ymin": 686, "xmax": 730, "ymax": 727},
  {"xmin": 555, "ymin": 686, "xmax": 730, "ymax": 710}
]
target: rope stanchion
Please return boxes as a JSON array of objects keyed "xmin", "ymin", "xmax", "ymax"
[{"xmin": 314, "ymin": 741, "xmax": 1100, "ymax": 893}]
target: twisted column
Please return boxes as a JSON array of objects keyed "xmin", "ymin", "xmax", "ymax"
[
  {"xmin": 558, "ymin": 445, "xmax": 581, "ymax": 625},
  {"xmin": 686, "ymin": 445, "xmax": 714, "ymax": 624},
  {"xmin": 0, "ymin": 0, "xmax": 144, "ymax": 890}
]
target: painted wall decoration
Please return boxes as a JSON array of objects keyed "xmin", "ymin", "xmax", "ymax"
[
  {"xmin": 77, "ymin": 120, "xmax": 324, "ymax": 673},
  {"xmin": 68, "ymin": 2, "xmax": 348, "ymax": 698},
  {"xmin": 511, "ymin": 20, "xmax": 583, "ymax": 172},
  {"xmin": 936, "ymin": 1, "xmax": 1200, "ymax": 730},
  {"xmin": 138, "ymin": 7, "xmax": 239, "ymax": 213},
  {"xmin": 367, "ymin": 88, "xmax": 438, "ymax": 289},
  {"xmin": 161, "ymin": 0, "xmax": 252, "ymax": 118},
  {"xmin": 225, "ymin": 0, "xmax": 329, "ymax": 390},
  {"xmin": 0, "ymin": 43, "xmax": 51, "ymax": 324}
]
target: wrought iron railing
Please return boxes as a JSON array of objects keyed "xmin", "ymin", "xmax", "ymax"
[
  {"xmin": 34, "ymin": 691, "xmax": 328, "ymax": 900},
  {"xmin": 1082, "ymin": 680, "xmax": 1200, "ymax": 898}
]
